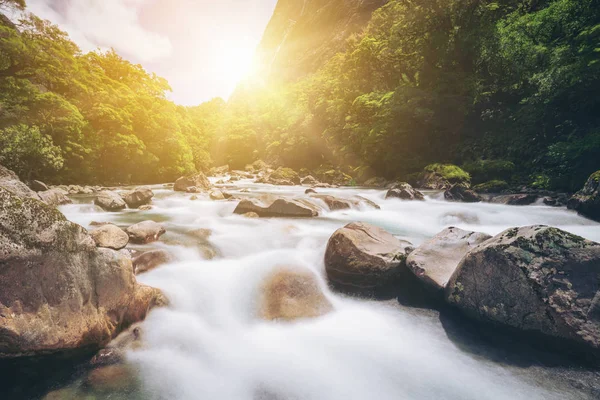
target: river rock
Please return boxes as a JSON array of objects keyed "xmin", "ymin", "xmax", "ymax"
[
  {"xmin": 133, "ymin": 249, "xmax": 174, "ymax": 274},
  {"xmin": 125, "ymin": 221, "xmax": 166, "ymax": 244},
  {"xmin": 446, "ymin": 226, "xmax": 600, "ymax": 349},
  {"xmin": 308, "ymin": 194, "xmax": 380, "ymax": 211},
  {"xmin": 305, "ymin": 188, "xmax": 317, "ymax": 194},
  {"xmin": 242, "ymin": 212, "xmax": 260, "ymax": 218},
  {"xmin": 210, "ymin": 165, "xmax": 229, "ymax": 176},
  {"xmin": 121, "ymin": 187, "xmax": 154, "ymax": 209},
  {"xmin": 489, "ymin": 193, "xmax": 538, "ymax": 206},
  {"xmin": 174, "ymin": 172, "xmax": 211, "ymax": 192},
  {"xmin": 385, "ymin": 183, "xmax": 425, "ymax": 201},
  {"xmin": 90, "ymin": 224, "xmax": 129, "ymax": 250},
  {"xmin": 94, "ymin": 190, "xmax": 127, "ymax": 211},
  {"xmin": 0, "ymin": 164, "xmax": 40, "ymax": 200},
  {"xmin": 568, "ymin": 171, "xmax": 600, "ymax": 222},
  {"xmin": 444, "ymin": 184, "xmax": 482, "ymax": 203},
  {"xmin": 324, "ymin": 222, "xmax": 413, "ymax": 294},
  {"xmin": 0, "ymin": 187, "xmax": 165, "ymax": 358},
  {"xmin": 30, "ymin": 180, "xmax": 49, "ymax": 192},
  {"xmin": 234, "ymin": 195, "xmax": 320, "ymax": 218},
  {"xmin": 406, "ymin": 227, "xmax": 491, "ymax": 292},
  {"xmin": 209, "ymin": 189, "xmax": 226, "ymax": 200},
  {"xmin": 258, "ymin": 266, "xmax": 333, "ymax": 321},
  {"xmin": 38, "ymin": 188, "xmax": 73, "ymax": 207}
]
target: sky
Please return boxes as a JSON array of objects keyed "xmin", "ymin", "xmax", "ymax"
[{"xmin": 26, "ymin": 0, "xmax": 278, "ymax": 105}]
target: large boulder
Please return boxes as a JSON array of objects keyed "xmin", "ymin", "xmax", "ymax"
[
  {"xmin": 90, "ymin": 224, "xmax": 129, "ymax": 250},
  {"xmin": 315, "ymin": 169, "xmax": 353, "ymax": 186},
  {"xmin": 234, "ymin": 195, "xmax": 320, "ymax": 218},
  {"xmin": 174, "ymin": 172, "xmax": 211, "ymax": 192},
  {"xmin": 406, "ymin": 227, "xmax": 491, "ymax": 292},
  {"xmin": 324, "ymin": 222, "xmax": 413, "ymax": 294},
  {"xmin": 0, "ymin": 187, "xmax": 165, "ymax": 358},
  {"xmin": 94, "ymin": 191, "xmax": 126, "ymax": 211},
  {"xmin": 446, "ymin": 226, "xmax": 600, "ymax": 349},
  {"xmin": 568, "ymin": 171, "xmax": 600, "ymax": 222},
  {"xmin": 38, "ymin": 188, "xmax": 72, "ymax": 207},
  {"xmin": 125, "ymin": 221, "xmax": 166, "ymax": 244},
  {"xmin": 385, "ymin": 183, "xmax": 425, "ymax": 201},
  {"xmin": 121, "ymin": 187, "xmax": 154, "ymax": 209},
  {"xmin": 444, "ymin": 184, "xmax": 482, "ymax": 203},
  {"xmin": 258, "ymin": 266, "xmax": 333, "ymax": 321},
  {"xmin": 300, "ymin": 175, "xmax": 319, "ymax": 186},
  {"xmin": 0, "ymin": 164, "xmax": 40, "ymax": 200}
]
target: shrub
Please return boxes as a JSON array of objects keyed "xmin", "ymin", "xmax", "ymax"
[
  {"xmin": 424, "ymin": 164, "xmax": 470, "ymax": 184},
  {"xmin": 462, "ymin": 160, "xmax": 515, "ymax": 184},
  {"xmin": 473, "ymin": 180, "xmax": 509, "ymax": 193}
]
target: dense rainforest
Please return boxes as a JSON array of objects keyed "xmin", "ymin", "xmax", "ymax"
[{"xmin": 1, "ymin": 0, "xmax": 599, "ymax": 191}]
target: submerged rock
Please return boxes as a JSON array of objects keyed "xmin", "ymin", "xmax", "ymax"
[
  {"xmin": 385, "ymin": 183, "xmax": 425, "ymax": 201},
  {"xmin": 406, "ymin": 227, "xmax": 491, "ymax": 292},
  {"xmin": 90, "ymin": 323, "xmax": 144, "ymax": 367},
  {"xmin": 234, "ymin": 195, "xmax": 320, "ymax": 218},
  {"xmin": 568, "ymin": 171, "xmax": 600, "ymax": 222},
  {"xmin": 446, "ymin": 226, "xmax": 600, "ymax": 349},
  {"xmin": 125, "ymin": 221, "xmax": 166, "ymax": 244},
  {"xmin": 174, "ymin": 172, "xmax": 211, "ymax": 192},
  {"xmin": 121, "ymin": 187, "xmax": 154, "ymax": 209},
  {"xmin": 84, "ymin": 364, "xmax": 138, "ymax": 393},
  {"xmin": 90, "ymin": 224, "xmax": 129, "ymax": 250},
  {"xmin": 0, "ymin": 187, "xmax": 165, "ymax": 358},
  {"xmin": 444, "ymin": 184, "xmax": 482, "ymax": 203},
  {"xmin": 94, "ymin": 190, "xmax": 127, "ymax": 211},
  {"xmin": 324, "ymin": 222, "xmax": 413, "ymax": 295},
  {"xmin": 258, "ymin": 266, "xmax": 333, "ymax": 321},
  {"xmin": 133, "ymin": 249, "xmax": 174, "ymax": 274}
]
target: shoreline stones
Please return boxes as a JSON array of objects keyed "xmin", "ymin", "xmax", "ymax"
[
  {"xmin": 324, "ymin": 222, "xmax": 413, "ymax": 295},
  {"xmin": 0, "ymin": 187, "xmax": 165, "ymax": 358},
  {"xmin": 125, "ymin": 221, "xmax": 166, "ymax": 244},
  {"xmin": 446, "ymin": 226, "xmax": 600, "ymax": 349},
  {"xmin": 406, "ymin": 227, "xmax": 491, "ymax": 292},
  {"xmin": 38, "ymin": 188, "xmax": 72, "ymax": 207},
  {"xmin": 90, "ymin": 224, "xmax": 129, "ymax": 250},
  {"xmin": 95, "ymin": 191, "xmax": 127, "ymax": 211}
]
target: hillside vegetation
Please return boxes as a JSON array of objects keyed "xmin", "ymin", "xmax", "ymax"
[{"xmin": 1, "ymin": 0, "xmax": 599, "ymax": 191}]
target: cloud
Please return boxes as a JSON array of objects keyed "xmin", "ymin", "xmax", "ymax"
[{"xmin": 27, "ymin": 0, "xmax": 172, "ymax": 62}]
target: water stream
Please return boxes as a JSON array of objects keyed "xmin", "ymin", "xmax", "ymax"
[{"xmin": 56, "ymin": 178, "xmax": 600, "ymax": 399}]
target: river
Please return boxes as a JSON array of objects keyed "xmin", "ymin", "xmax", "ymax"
[{"xmin": 54, "ymin": 177, "xmax": 600, "ymax": 400}]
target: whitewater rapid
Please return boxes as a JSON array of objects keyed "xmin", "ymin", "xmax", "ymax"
[{"xmin": 58, "ymin": 179, "xmax": 600, "ymax": 400}]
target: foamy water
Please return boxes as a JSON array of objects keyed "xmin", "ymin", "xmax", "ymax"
[{"xmin": 58, "ymin": 180, "xmax": 600, "ymax": 399}]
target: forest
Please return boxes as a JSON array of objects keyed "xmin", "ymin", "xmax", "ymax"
[{"xmin": 1, "ymin": 0, "xmax": 599, "ymax": 191}]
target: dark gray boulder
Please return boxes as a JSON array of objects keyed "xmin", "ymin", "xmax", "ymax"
[
  {"xmin": 444, "ymin": 184, "xmax": 482, "ymax": 203},
  {"xmin": 446, "ymin": 225, "xmax": 600, "ymax": 349}
]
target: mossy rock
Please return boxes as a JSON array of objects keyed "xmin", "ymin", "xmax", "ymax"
[
  {"xmin": 473, "ymin": 180, "xmax": 509, "ymax": 193},
  {"xmin": 424, "ymin": 164, "xmax": 470, "ymax": 184}
]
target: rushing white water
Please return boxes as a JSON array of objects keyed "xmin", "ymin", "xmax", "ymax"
[{"xmin": 59, "ymin": 180, "xmax": 600, "ymax": 400}]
